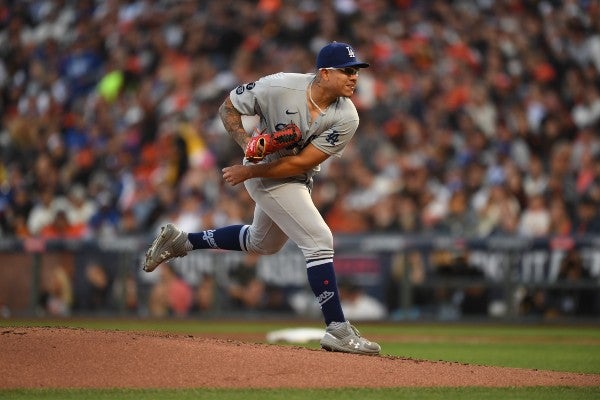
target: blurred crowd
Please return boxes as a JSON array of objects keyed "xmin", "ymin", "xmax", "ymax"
[
  {"xmin": 1, "ymin": 1, "xmax": 600, "ymax": 319},
  {"xmin": 1, "ymin": 0, "xmax": 600, "ymax": 240}
]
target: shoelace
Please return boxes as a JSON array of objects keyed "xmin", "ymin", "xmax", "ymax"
[{"xmin": 349, "ymin": 324, "xmax": 362, "ymax": 338}]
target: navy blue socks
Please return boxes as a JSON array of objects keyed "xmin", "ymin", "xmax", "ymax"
[
  {"xmin": 306, "ymin": 261, "xmax": 345, "ymax": 325},
  {"xmin": 189, "ymin": 227, "xmax": 345, "ymax": 325},
  {"xmin": 187, "ymin": 225, "xmax": 249, "ymax": 251}
]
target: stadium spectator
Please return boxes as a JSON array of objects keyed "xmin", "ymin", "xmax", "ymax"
[
  {"xmin": 27, "ymin": 189, "xmax": 66, "ymax": 236},
  {"xmin": 225, "ymin": 253, "xmax": 265, "ymax": 311},
  {"xmin": 518, "ymin": 193, "xmax": 551, "ymax": 237},
  {"xmin": 39, "ymin": 265, "xmax": 73, "ymax": 317},
  {"xmin": 88, "ymin": 191, "xmax": 120, "ymax": 238},
  {"xmin": 338, "ymin": 278, "xmax": 387, "ymax": 321},
  {"xmin": 549, "ymin": 249, "xmax": 599, "ymax": 317},
  {"xmin": 2, "ymin": 185, "xmax": 33, "ymax": 237},
  {"xmin": 547, "ymin": 197, "xmax": 573, "ymax": 236},
  {"xmin": 573, "ymin": 194, "xmax": 600, "ymax": 234},
  {"xmin": 194, "ymin": 273, "xmax": 216, "ymax": 313},
  {"xmin": 64, "ymin": 184, "xmax": 97, "ymax": 227},
  {"xmin": 433, "ymin": 189, "xmax": 479, "ymax": 237},
  {"xmin": 518, "ymin": 288, "xmax": 551, "ymax": 318},
  {"xmin": 148, "ymin": 264, "xmax": 193, "ymax": 317},
  {"xmin": 78, "ymin": 262, "xmax": 111, "ymax": 312},
  {"xmin": 523, "ymin": 154, "xmax": 549, "ymax": 198},
  {"xmin": 39, "ymin": 208, "xmax": 89, "ymax": 239},
  {"xmin": 476, "ymin": 179, "xmax": 521, "ymax": 237}
]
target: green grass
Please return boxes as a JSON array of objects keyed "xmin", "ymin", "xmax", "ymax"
[
  {"xmin": 1, "ymin": 319, "xmax": 599, "ymax": 400},
  {"xmin": 1, "ymin": 387, "xmax": 599, "ymax": 400},
  {"xmin": 381, "ymin": 342, "xmax": 599, "ymax": 374}
]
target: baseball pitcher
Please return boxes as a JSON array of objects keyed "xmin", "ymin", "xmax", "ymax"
[{"xmin": 144, "ymin": 42, "xmax": 380, "ymax": 355}]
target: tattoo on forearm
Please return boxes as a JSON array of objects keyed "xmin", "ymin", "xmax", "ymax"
[{"xmin": 219, "ymin": 98, "xmax": 249, "ymax": 149}]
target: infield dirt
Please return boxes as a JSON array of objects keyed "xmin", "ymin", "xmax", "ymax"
[{"xmin": 1, "ymin": 327, "xmax": 598, "ymax": 388}]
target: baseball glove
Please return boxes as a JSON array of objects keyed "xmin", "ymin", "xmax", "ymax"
[{"xmin": 245, "ymin": 123, "xmax": 302, "ymax": 162}]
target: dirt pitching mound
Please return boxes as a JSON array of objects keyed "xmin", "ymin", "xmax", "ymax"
[{"xmin": 1, "ymin": 327, "xmax": 598, "ymax": 388}]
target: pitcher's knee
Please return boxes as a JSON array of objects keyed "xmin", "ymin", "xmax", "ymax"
[
  {"xmin": 302, "ymin": 247, "xmax": 334, "ymax": 261},
  {"xmin": 299, "ymin": 229, "xmax": 334, "ymax": 260}
]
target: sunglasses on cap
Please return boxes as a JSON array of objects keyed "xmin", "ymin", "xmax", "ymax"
[{"xmin": 322, "ymin": 67, "xmax": 360, "ymax": 76}]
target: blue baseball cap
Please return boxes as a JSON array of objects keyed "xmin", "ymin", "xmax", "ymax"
[{"xmin": 316, "ymin": 42, "xmax": 370, "ymax": 69}]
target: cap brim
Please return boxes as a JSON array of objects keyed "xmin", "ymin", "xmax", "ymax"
[{"xmin": 335, "ymin": 61, "xmax": 370, "ymax": 68}]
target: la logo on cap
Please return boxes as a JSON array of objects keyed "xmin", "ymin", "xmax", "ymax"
[{"xmin": 316, "ymin": 42, "xmax": 370, "ymax": 69}]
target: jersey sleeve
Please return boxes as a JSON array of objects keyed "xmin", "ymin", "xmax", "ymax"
[
  {"xmin": 229, "ymin": 81, "xmax": 261, "ymax": 116},
  {"xmin": 229, "ymin": 73, "xmax": 283, "ymax": 116},
  {"xmin": 310, "ymin": 117, "xmax": 359, "ymax": 158}
]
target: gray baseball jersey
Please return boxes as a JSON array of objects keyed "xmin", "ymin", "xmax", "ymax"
[
  {"xmin": 228, "ymin": 72, "xmax": 362, "ymax": 262},
  {"xmin": 230, "ymin": 72, "xmax": 360, "ymax": 183}
]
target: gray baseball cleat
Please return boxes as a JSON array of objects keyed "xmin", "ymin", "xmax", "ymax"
[
  {"xmin": 143, "ymin": 223, "xmax": 188, "ymax": 272},
  {"xmin": 320, "ymin": 321, "xmax": 381, "ymax": 355}
]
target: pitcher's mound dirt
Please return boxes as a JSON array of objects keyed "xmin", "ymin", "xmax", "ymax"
[{"xmin": 1, "ymin": 327, "xmax": 598, "ymax": 388}]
